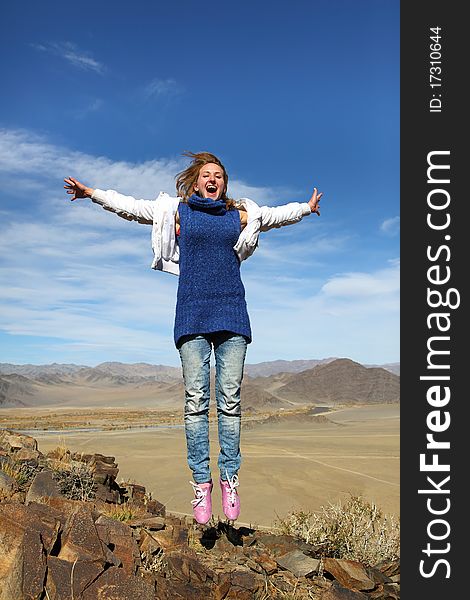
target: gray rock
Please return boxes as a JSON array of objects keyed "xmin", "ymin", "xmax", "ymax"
[
  {"xmin": 276, "ymin": 548, "xmax": 320, "ymax": 577},
  {"xmin": 0, "ymin": 429, "xmax": 38, "ymax": 452},
  {"xmin": 0, "ymin": 469, "xmax": 18, "ymax": 493},
  {"xmin": 26, "ymin": 470, "xmax": 61, "ymax": 504}
]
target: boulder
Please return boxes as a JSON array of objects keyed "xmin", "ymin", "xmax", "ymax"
[
  {"xmin": 250, "ymin": 549, "xmax": 278, "ymax": 575},
  {"xmin": 94, "ymin": 482, "xmax": 120, "ymax": 503},
  {"xmin": 323, "ymin": 558, "xmax": 375, "ymax": 591},
  {"xmin": 122, "ymin": 482, "xmax": 146, "ymax": 500},
  {"xmin": 276, "ymin": 548, "xmax": 320, "ymax": 577},
  {"xmin": 45, "ymin": 556, "xmax": 105, "ymax": 600},
  {"xmin": 0, "ymin": 502, "xmax": 61, "ymax": 600},
  {"xmin": 0, "ymin": 429, "xmax": 38, "ymax": 452},
  {"xmin": 230, "ymin": 566, "xmax": 265, "ymax": 593},
  {"xmin": 91, "ymin": 459, "xmax": 119, "ymax": 485},
  {"xmin": 14, "ymin": 447, "xmax": 42, "ymax": 464},
  {"xmin": 250, "ymin": 532, "xmax": 318, "ymax": 557},
  {"xmin": 0, "ymin": 469, "xmax": 19, "ymax": 494},
  {"xmin": 145, "ymin": 497, "xmax": 166, "ymax": 516},
  {"xmin": 95, "ymin": 514, "xmax": 141, "ymax": 575},
  {"xmin": 58, "ymin": 505, "xmax": 106, "ymax": 564},
  {"xmin": 25, "ymin": 470, "xmax": 61, "ymax": 504}
]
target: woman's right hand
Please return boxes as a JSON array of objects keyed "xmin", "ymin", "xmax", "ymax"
[{"xmin": 64, "ymin": 177, "xmax": 95, "ymax": 201}]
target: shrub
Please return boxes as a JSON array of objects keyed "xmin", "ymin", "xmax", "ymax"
[
  {"xmin": 141, "ymin": 548, "xmax": 167, "ymax": 575},
  {"xmin": 50, "ymin": 461, "xmax": 96, "ymax": 502},
  {"xmin": 275, "ymin": 495, "xmax": 400, "ymax": 566}
]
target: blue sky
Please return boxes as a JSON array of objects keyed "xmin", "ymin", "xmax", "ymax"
[{"xmin": 0, "ymin": 0, "xmax": 399, "ymax": 367}]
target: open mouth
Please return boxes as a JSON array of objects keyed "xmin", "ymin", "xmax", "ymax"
[{"xmin": 206, "ymin": 184, "xmax": 218, "ymax": 193}]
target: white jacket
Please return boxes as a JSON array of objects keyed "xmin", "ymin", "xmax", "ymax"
[{"xmin": 91, "ymin": 189, "xmax": 312, "ymax": 275}]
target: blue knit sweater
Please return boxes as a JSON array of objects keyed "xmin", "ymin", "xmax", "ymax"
[{"xmin": 173, "ymin": 196, "xmax": 252, "ymax": 347}]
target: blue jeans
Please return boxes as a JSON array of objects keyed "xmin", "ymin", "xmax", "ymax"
[{"xmin": 177, "ymin": 332, "xmax": 248, "ymax": 484}]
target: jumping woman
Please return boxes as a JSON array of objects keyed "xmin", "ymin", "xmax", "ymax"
[{"xmin": 64, "ymin": 151, "xmax": 323, "ymax": 525}]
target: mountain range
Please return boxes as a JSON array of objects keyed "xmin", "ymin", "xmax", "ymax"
[{"xmin": 0, "ymin": 358, "xmax": 399, "ymax": 409}]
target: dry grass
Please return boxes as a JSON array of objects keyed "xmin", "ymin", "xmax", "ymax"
[
  {"xmin": 1, "ymin": 461, "xmax": 32, "ymax": 486},
  {"xmin": 275, "ymin": 495, "xmax": 400, "ymax": 566},
  {"xmin": 100, "ymin": 502, "xmax": 149, "ymax": 522},
  {"xmin": 1, "ymin": 458, "xmax": 44, "ymax": 491},
  {"xmin": 255, "ymin": 577, "xmax": 318, "ymax": 600},
  {"xmin": 52, "ymin": 436, "xmax": 70, "ymax": 460}
]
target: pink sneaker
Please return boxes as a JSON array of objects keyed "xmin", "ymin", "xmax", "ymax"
[
  {"xmin": 219, "ymin": 471, "xmax": 240, "ymax": 520},
  {"xmin": 189, "ymin": 480, "xmax": 213, "ymax": 524}
]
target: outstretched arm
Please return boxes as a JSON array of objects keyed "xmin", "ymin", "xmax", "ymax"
[
  {"xmin": 64, "ymin": 177, "xmax": 155, "ymax": 224},
  {"xmin": 258, "ymin": 186, "xmax": 324, "ymax": 231}
]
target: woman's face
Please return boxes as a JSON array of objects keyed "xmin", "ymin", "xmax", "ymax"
[{"xmin": 194, "ymin": 162, "xmax": 226, "ymax": 200}]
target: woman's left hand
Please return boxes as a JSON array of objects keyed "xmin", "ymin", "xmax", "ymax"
[{"xmin": 308, "ymin": 187, "xmax": 323, "ymax": 216}]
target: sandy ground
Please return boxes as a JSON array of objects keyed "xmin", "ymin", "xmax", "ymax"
[{"xmin": 10, "ymin": 403, "xmax": 400, "ymax": 528}]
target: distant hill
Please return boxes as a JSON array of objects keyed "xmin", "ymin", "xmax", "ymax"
[
  {"xmin": 0, "ymin": 362, "xmax": 181, "ymax": 383},
  {"xmin": 366, "ymin": 362, "xmax": 400, "ymax": 376},
  {"xmin": 240, "ymin": 381, "xmax": 293, "ymax": 412},
  {"xmin": 93, "ymin": 362, "xmax": 182, "ymax": 381},
  {"xmin": 0, "ymin": 363, "xmax": 87, "ymax": 378},
  {"xmin": 0, "ymin": 374, "xmax": 35, "ymax": 407},
  {"xmin": 243, "ymin": 358, "xmax": 338, "ymax": 377},
  {"xmin": 273, "ymin": 358, "xmax": 400, "ymax": 405}
]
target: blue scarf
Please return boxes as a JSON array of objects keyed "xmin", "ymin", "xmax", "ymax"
[{"xmin": 188, "ymin": 194, "xmax": 227, "ymax": 215}]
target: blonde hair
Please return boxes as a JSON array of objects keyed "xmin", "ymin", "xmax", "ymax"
[{"xmin": 175, "ymin": 151, "xmax": 237, "ymax": 209}]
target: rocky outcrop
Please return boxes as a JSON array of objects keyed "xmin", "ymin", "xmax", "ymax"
[{"xmin": 0, "ymin": 430, "xmax": 400, "ymax": 599}]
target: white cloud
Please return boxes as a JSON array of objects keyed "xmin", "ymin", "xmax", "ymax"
[
  {"xmin": 0, "ymin": 128, "xmax": 292, "ymax": 203},
  {"xmin": 253, "ymin": 231, "xmax": 349, "ymax": 267},
  {"xmin": 144, "ymin": 78, "xmax": 183, "ymax": 100},
  {"xmin": 380, "ymin": 216, "xmax": 400, "ymax": 236},
  {"xmin": 321, "ymin": 261, "xmax": 400, "ymax": 300},
  {"xmin": 0, "ymin": 128, "xmax": 182, "ymax": 199},
  {"xmin": 31, "ymin": 42, "xmax": 105, "ymax": 74}
]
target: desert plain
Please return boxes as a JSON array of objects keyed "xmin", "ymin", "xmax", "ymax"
[{"xmin": 0, "ymin": 402, "xmax": 399, "ymax": 528}]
